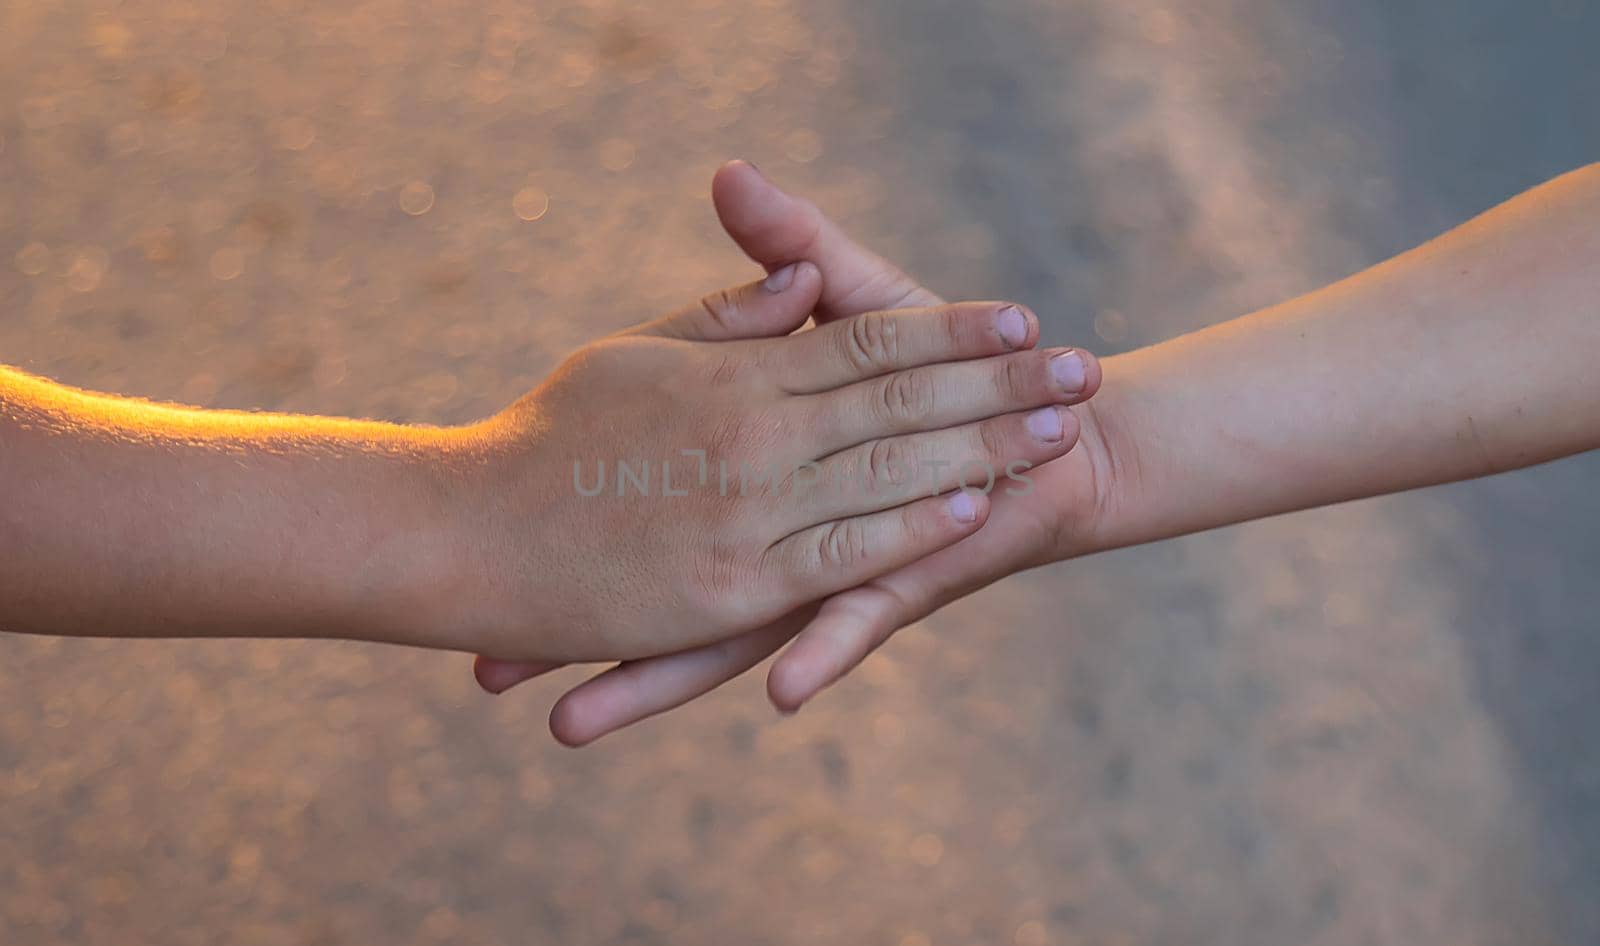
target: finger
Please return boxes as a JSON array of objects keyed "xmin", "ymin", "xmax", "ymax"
[
  {"xmin": 766, "ymin": 586, "xmax": 910, "ymax": 713},
  {"xmin": 768, "ymin": 302, "xmax": 1037, "ymax": 394},
  {"xmin": 798, "ymin": 405, "xmax": 1080, "ymax": 524},
  {"xmin": 473, "ymin": 655, "xmax": 563, "ymax": 694},
  {"xmin": 623, "ymin": 261, "xmax": 821, "ymax": 341},
  {"xmin": 802, "ymin": 347, "xmax": 1101, "ymax": 454},
  {"xmin": 761, "ymin": 489, "xmax": 989, "ymax": 603},
  {"xmin": 713, "ymin": 160, "xmax": 946, "ymax": 320},
  {"xmin": 765, "ymin": 503, "xmax": 1032, "ymax": 712},
  {"xmin": 547, "ymin": 614, "xmax": 806, "ymax": 747}
]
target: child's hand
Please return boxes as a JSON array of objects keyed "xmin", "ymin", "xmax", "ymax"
[
  {"xmin": 473, "ymin": 162, "xmax": 1112, "ymax": 742},
  {"xmin": 446, "ymin": 259, "xmax": 1096, "ymax": 664}
]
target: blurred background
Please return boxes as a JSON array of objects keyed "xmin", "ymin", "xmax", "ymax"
[{"xmin": 3, "ymin": 0, "xmax": 1600, "ymax": 943}]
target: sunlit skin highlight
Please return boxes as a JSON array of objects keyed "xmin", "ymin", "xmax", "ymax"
[{"xmin": 1, "ymin": 250, "xmax": 1101, "ymax": 664}]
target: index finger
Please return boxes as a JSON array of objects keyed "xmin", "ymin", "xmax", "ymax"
[{"xmin": 768, "ymin": 302, "xmax": 1039, "ymax": 394}]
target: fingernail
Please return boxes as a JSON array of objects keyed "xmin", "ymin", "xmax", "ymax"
[
  {"xmin": 1050, "ymin": 350, "xmax": 1086, "ymax": 393},
  {"xmin": 997, "ymin": 305, "xmax": 1029, "ymax": 348},
  {"xmin": 948, "ymin": 489, "xmax": 979, "ymax": 523},
  {"xmin": 1026, "ymin": 407, "xmax": 1063, "ymax": 443},
  {"xmin": 763, "ymin": 263, "xmax": 797, "ymax": 293}
]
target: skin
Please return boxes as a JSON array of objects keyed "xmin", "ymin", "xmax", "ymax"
[
  {"xmin": 0, "ymin": 258, "xmax": 1105, "ymax": 663},
  {"xmin": 484, "ymin": 160, "xmax": 1600, "ymax": 746}
]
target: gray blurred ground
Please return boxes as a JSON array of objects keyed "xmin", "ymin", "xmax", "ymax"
[{"xmin": 3, "ymin": 1, "xmax": 1600, "ymax": 943}]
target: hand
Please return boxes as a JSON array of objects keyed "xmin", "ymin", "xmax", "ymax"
[
  {"xmin": 488, "ymin": 161, "xmax": 1600, "ymax": 740},
  {"xmin": 475, "ymin": 161, "xmax": 1114, "ymax": 741},
  {"xmin": 450, "ymin": 254, "xmax": 1096, "ymax": 664}
]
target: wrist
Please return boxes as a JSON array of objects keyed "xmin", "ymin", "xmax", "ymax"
[
  {"xmin": 1050, "ymin": 351, "xmax": 1152, "ymax": 562},
  {"xmin": 336, "ymin": 421, "xmax": 512, "ymax": 653},
  {"xmin": 372, "ymin": 411, "xmax": 588, "ymax": 659}
]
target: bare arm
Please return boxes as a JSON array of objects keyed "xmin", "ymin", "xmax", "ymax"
[
  {"xmin": 1085, "ymin": 161, "xmax": 1600, "ymax": 553},
  {"xmin": 1, "ymin": 265, "xmax": 1085, "ymax": 660},
  {"xmin": 0, "ymin": 364, "xmax": 478, "ymax": 645}
]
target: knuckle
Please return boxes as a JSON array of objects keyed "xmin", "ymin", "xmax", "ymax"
[
  {"xmin": 816, "ymin": 518, "xmax": 870, "ymax": 572},
  {"xmin": 940, "ymin": 305, "xmax": 968, "ymax": 350},
  {"xmin": 896, "ymin": 502, "xmax": 934, "ymax": 548},
  {"xmin": 878, "ymin": 369, "xmax": 934, "ymax": 425},
  {"xmin": 975, "ymin": 416, "xmax": 1010, "ymax": 459},
  {"xmin": 699, "ymin": 287, "xmax": 742, "ymax": 332},
  {"xmin": 843, "ymin": 311, "xmax": 900, "ymax": 374},
  {"xmin": 998, "ymin": 355, "xmax": 1033, "ymax": 401},
  {"xmin": 864, "ymin": 437, "xmax": 915, "ymax": 488}
]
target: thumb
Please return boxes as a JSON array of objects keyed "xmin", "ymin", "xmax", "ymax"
[
  {"xmin": 621, "ymin": 261, "xmax": 821, "ymax": 341},
  {"xmin": 711, "ymin": 159, "xmax": 945, "ymax": 321}
]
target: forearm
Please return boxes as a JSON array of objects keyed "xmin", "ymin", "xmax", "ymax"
[
  {"xmin": 0, "ymin": 368, "xmax": 480, "ymax": 646},
  {"xmin": 1082, "ymin": 162, "xmax": 1600, "ymax": 553}
]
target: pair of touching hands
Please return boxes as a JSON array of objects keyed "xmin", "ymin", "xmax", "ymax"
[
  {"xmin": 10, "ymin": 162, "xmax": 1593, "ymax": 736},
  {"xmin": 468, "ymin": 162, "xmax": 1107, "ymax": 744}
]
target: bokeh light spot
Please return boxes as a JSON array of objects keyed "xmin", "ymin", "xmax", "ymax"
[
  {"xmin": 399, "ymin": 181, "xmax": 436, "ymax": 216},
  {"xmin": 65, "ymin": 247, "xmax": 110, "ymax": 293},
  {"xmin": 209, "ymin": 247, "xmax": 245, "ymax": 281},
  {"xmin": 513, "ymin": 187, "xmax": 550, "ymax": 221},
  {"xmin": 15, "ymin": 242, "xmax": 51, "ymax": 276},
  {"xmin": 783, "ymin": 128, "xmax": 822, "ymax": 164}
]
